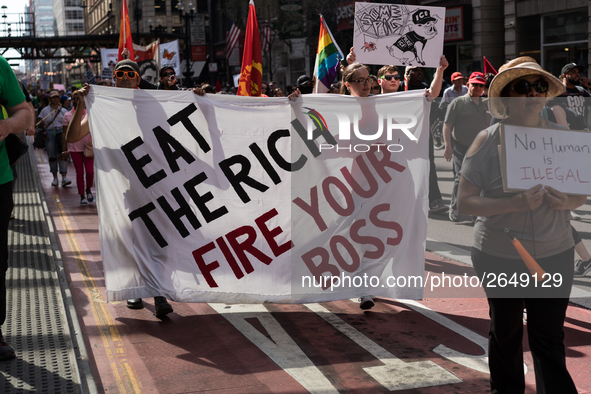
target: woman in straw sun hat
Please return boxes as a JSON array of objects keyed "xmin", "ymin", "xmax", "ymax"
[{"xmin": 457, "ymin": 58, "xmax": 586, "ymax": 393}]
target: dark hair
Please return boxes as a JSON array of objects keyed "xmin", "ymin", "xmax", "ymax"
[
  {"xmin": 340, "ymin": 63, "xmax": 370, "ymax": 95},
  {"xmin": 201, "ymin": 84, "xmax": 215, "ymax": 93}
]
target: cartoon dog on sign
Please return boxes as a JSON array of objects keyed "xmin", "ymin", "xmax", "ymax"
[{"xmin": 386, "ymin": 9, "xmax": 440, "ymax": 66}]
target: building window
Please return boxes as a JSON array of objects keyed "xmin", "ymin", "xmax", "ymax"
[
  {"xmin": 155, "ymin": 0, "xmax": 166, "ymax": 15},
  {"xmin": 66, "ymin": 10, "xmax": 84, "ymax": 20},
  {"xmin": 289, "ymin": 58, "xmax": 305, "ymax": 85},
  {"xmin": 542, "ymin": 10, "xmax": 588, "ymax": 76},
  {"xmin": 67, "ymin": 22, "xmax": 84, "ymax": 32}
]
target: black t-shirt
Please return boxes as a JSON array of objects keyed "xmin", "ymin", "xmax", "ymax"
[
  {"xmin": 559, "ymin": 85, "xmax": 589, "ymax": 117},
  {"xmin": 394, "ymin": 31, "xmax": 428, "ymax": 54}
]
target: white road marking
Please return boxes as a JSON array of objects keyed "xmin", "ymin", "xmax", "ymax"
[
  {"xmin": 305, "ymin": 303, "xmax": 462, "ymax": 391},
  {"xmin": 399, "ymin": 299, "xmax": 490, "ymax": 374},
  {"xmin": 208, "ymin": 303, "xmax": 339, "ymax": 394}
]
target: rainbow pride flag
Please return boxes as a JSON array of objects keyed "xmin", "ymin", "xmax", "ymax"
[{"xmin": 313, "ymin": 15, "xmax": 343, "ymax": 93}]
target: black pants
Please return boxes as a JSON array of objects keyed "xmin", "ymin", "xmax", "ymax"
[
  {"xmin": 0, "ymin": 181, "xmax": 14, "ymax": 327},
  {"xmin": 472, "ymin": 247, "xmax": 577, "ymax": 394}
]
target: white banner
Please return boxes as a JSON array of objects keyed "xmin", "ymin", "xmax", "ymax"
[
  {"xmin": 353, "ymin": 3, "xmax": 445, "ymax": 68},
  {"xmin": 159, "ymin": 40, "xmax": 181, "ymax": 77},
  {"xmin": 85, "ymin": 87, "xmax": 430, "ymax": 303}
]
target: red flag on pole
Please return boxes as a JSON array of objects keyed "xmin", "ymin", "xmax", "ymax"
[
  {"xmin": 237, "ymin": 0, "xmax": 263, "ymax": 96},
  {"xmin": 117, "ymin": 0, "xmax": 134, "ymax": 62},
  {"xmin": 483, "ymin": 56, "xmax": 497, "ymax": 75}
]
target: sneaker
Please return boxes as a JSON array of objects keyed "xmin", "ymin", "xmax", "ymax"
[
  {"xmin": 126, "ymin": 298, "xmax": 143, "ymax": 309},
  {"xmin": 61, "ymin": 177, "xmax": 71, "ymax": 187},
  {"xmin": 0, "ymin": 337, "xmax": 16, "ymax": 361},
  {"xmin": 154, "ymin": 296, "xmax": 173, "ymax": 318},
  {"xmin": 359, "ymin": 295, "xmax": 375, "ymax": 310},
  {"xmin": 86, "ymin": 189, "xmax": 94, "ymax": 203},
  {"xmin": 80, "ymin": 196, "xmax": 88, "ymax": 206},
  {"xmin": 51, "ymin": 178, "xmax": 58, "ymax": 187},
  {"xmin": 571, "ymin": 211, "xmax": 582, "ymax": 221},
  {"xmin": 574, "ymin": 259, "xmax": 591, "ymax": 277},
  {"xmin": 449, "ymin": 209, "xmax": 460, "ymax": 222},
  {"xmin": 429, "ymin": 199, "xmax": 447, "ymax": 213}
]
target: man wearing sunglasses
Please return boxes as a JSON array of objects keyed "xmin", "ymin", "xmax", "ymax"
[
  {"xmin": 376, "ymin": 65, "xmax": 401, "ymax": 94},
  {"xmin": 157, "ymin": 66, "xmax": 179, "ymax": 91},
  {"xmin": 441, "ymin": 71, "xmax": 467, "ymax": 104},
  {"xmin": 67, "ymin": 59, "xmax": 175, "ymax": 318},
  {"xmin": 442, "ymin": 71, "xmax": 490, "ymax": 222}
]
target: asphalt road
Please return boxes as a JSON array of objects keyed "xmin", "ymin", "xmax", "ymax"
[{"xmin": 426, "ymin": 146, "xmax": 591, "ymax": 309}]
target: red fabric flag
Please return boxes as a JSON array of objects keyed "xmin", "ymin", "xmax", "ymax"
[
  {"xmin": 483, "ymin": 56, "xmax": 497, "ymax": 75},
  {"xmin": 117, "ymin": 0, "xmax": 134, "ymax": 62},
  {"xmin": 237, "ymin": 0, "xmax": 263, "ymax": 96}
]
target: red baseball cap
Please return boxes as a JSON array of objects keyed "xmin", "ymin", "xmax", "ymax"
[
  {"xmin": 451, "ymin": 72, "xmax": 463, "ymax": 81},
  {"xmin": 468, "ymin": 71, "xmax": 486, "ymax": 85}
]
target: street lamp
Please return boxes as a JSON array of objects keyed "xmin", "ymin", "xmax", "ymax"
[
  {"xmin": 148, "ymin": 17, "xmax": 167, "ymax": 40},
  {"xmin": 178, "ymin": 1, "xmax": 195, "ymax": 86}
]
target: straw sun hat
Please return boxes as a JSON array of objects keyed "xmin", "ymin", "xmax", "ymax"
[{"xmin": 488, "ymin": 62, "xmax": 565, "ymax": 118}]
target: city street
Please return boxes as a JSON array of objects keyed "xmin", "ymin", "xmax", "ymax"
[{"xmin": 2, "ymin": 140, "xmax": 590, "ymax": 393}]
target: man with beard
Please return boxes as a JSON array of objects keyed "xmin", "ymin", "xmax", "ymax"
[{"xmin": 551, "ymin": 63, "xmax": 590, "ymax": 127}]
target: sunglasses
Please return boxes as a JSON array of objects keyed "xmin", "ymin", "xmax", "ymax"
[
  {"xmin": 162, "ymin": 71, "xmax": 175, "ymax": 78},
  {"xmin": 350, "ymin": 78, "xmax": 370, "ymax": 85},
  {"xmin": 114, "ymin": 70, "xmax": 139, "ymax": 79},
  {"xmin": 381, "ymin": 74, "xmax": 400, "ymax": 81},
  {"xmin": 510, "ymin": 79, "xmax": 549, "ymax": 95}
]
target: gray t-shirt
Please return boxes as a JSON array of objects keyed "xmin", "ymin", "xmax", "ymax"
[{"xmin": 461, "ymin": 121, "xmax": 573, "ymax": 259}]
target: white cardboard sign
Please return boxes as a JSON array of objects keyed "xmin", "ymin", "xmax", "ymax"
[
  {"xmin": 501, "ymin": 124, "xmax": 591, "ymax": 195},
  {"xmin": 353, "ymin": 3, "xmax": 445, "ymax": 68}
]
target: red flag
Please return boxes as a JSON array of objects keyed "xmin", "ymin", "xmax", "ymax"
[
  {"xmin": 117, "ymin": 0, "xmax": 134, "ymax": 62},
  {"xmin": 215, "ymin": 78, "xmax": 222, "ymax": 92},
  {"xmin": 237, "ymin": 0, "xmax": 263, "ymax": 96},
  {"xmin": 483, "ymin": 56, "xmax": 497, "ymax": 75}
]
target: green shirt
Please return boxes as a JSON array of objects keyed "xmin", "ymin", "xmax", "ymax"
[{"xmin": 0, "ymin": 55, "xmax": 26, "ymax": 185}]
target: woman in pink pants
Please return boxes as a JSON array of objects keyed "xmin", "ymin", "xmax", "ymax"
[{"xmin": 62, "ymin": 92, "xmax": 94, "ymax": 205}]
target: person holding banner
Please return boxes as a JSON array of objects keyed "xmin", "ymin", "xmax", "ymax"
[
  {"xmin": 66, "ymin": 59, "xmax": 175, "ymax": 318},
  {"xmin": 457, "ymin": 59, "xmax": 585, "ymax": 393}
]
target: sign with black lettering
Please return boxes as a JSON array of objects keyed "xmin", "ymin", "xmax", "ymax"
[
  {"xmin": 501, "ymin": 124, "xmax": 591, "ymax": 195},
  {"xmin": 85, "ymin": 87, "xmax": 429, "ymax": 303}
]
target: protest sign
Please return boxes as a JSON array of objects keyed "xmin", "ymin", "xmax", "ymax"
[
  {"xmin": 160, "ymin": 40, "xmax": 181, "ymax": 77},
  {"xmin": 40, "ymin": 75, "xmax": 50, "ymax": 90},
  {"xmin": 101, "ymin": 48, "xmax": 119, "ymax": 70},
  {"xmin": 101, "ymin": 67, "xmax": 113, "ymax": 81},
  {"xmin": 85, "ymin": 87, "xmax": 429, "ymax": 303},
  {"xmin": 353, "ymin": 2, "xmax": 445, "ymax": 68},
  {"xmin": 500, "ymin": 124, "xmax": 591, "ymax": 195},
  {"xmin": 85, "ymin": 69, "xmax": 97, "ymax": 84}
]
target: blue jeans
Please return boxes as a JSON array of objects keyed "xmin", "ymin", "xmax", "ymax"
[{"xmin": 46, "ymin": 128, "xmax": 68, "ymax": 175}]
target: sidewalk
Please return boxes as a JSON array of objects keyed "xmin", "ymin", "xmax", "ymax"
[{"xmin": 2, "ymin": 144, "xmax": 591, "ymax": 393}]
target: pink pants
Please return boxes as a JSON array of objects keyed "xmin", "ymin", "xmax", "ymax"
[{"xmin": 70, "ymin": 152, "xmax": 94, "ymax": 195}]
